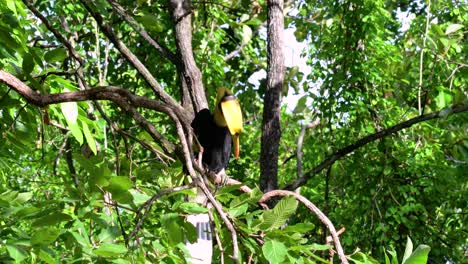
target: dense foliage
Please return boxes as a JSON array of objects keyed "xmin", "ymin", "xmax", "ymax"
[{"xmin": 0, "ymin": 0, "xmax": 466, "ymax": 263}]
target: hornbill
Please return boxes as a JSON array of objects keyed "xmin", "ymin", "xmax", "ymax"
[{"xmin": 185, "ymin": 87, "xmax": 243, "ymax": 263}]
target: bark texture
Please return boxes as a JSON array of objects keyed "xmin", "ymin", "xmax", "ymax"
[
  {"xmin": 260, "ymin": 0, "xmax": 285, "ymax": 193},
  {"xmin": 170, "ymin": 0, "xmax": 207, "ymax": 114}
]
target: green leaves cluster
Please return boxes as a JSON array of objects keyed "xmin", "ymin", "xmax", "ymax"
[{"xmin": 0, "ymin": 0, "xmax": 466, "ymax": 263}]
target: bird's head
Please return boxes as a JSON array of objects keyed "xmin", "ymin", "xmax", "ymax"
[{"xmin": 214, "ymin": 87, "xmax": 243, "ymax": 158}]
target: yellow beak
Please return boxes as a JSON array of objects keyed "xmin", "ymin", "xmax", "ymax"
[{"xmin": 214, "ymin": 88, "xmax": 243, "ymax": 158}]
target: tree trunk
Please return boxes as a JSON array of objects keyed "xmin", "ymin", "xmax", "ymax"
[{"xmin": 260, "ymin": 0, "xmax": 285, "ymax": 193}]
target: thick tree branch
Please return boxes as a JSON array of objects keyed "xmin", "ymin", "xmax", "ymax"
[
  {"xmin": 169, "ymin": 0, "xmax": 207, "ymax": 113},
  {"xmin": 0, "ymin": 70, "xmax": 177, "ymax": 155},
  {"xmin": 285, "ymin": 103, "xmax": 468, "ymax": 190},
  {"xmin": 259, "ymin": 190, "xmax": 348, "ymax": 264}
]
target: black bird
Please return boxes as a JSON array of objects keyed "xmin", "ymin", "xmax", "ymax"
[{"xmin": 191, "ymin": 87, "xmax": 243, "ymax": 173}]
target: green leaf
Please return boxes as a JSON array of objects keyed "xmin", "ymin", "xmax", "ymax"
[
  {"xmin": 13, "ymin": 192, "xmax": 33, "ymax": 203},
  {"xmin": 178, "ymin": 202, "xmax": 209, "ymax": 214},
  {"xmin": 259, "ymin": 196, "xmax": 298, "ymax": 231},
  {"xmin": 6, "ymin": 245, "xmax": 28, "ymax": 262},
  {"xmin": 93, "ymin": 243, "xmax": 127, "ymax": 257},
  {"xmin": 228, "ymin": 203, "xmax": 248, "ymax": 218},
  {"xmin": 435, "ymin": 90, "xmax": 453, "ymax": 109},
  {"xmin": 82, "ymin": 121, "xmax": 97, "ymax": 155},
  {"xmin": 61, "ymin": 101, "xmax": 78, "ymax": 125},
  {"xmin": 402, "ymin": 237, "xmax": 413, "ymax": 264},
  {"xmin": 44, "ymin": 48, "xmax": 68, "ymax": 63},
  {"xmin": 445, "ymin": 24, "xmax": 463, "ymax": 35},
  {"xmin": 262, "ymin": 240, "xmax": 288, "ymax": 264},
  {"xmin": 22, "ymin": 52, "xmax": 34, "ymax": 75},
  {"xmin": 402, "ymin": 245, "xmax": 431, "ymax": 264},
  {"xmin": 293, "ymin": 95, "xmax": 308, "ymax": 113},
  {"xmin": 39, "ymin": 249, "xmax": 58, "ymax": 264},
  {"xmin": 32, "ymin": 212, "xmax": 72, "ymax": 227},
  {"xmin": 70, "ymin": 230, "xmax": 91, "ymax": 248},
  {"xmin": 161, "ymin": 213, "xmax": 184, "ymax": 245},
  {"xmin": 107, "ymin": 176, "xmax": 133, "ymax": 204},
  {"xmin": 242, "ymin": 25, "xmax": 252, "ymax": 43},
  {"xmin": 283, "ymin": 223, "xmax": 315, "ymax": 233},
  {"xmin": 31, "ymin": 227, "xmax": 61, "ymax": 245}
]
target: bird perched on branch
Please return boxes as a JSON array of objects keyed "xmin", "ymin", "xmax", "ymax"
[
  {"xmin": 186, "ymin": 87, "xmax": 243, "ymax": 263},
  {"xmin": 192, "ymin": 87, "xmax": 243, "ymax": 173}
]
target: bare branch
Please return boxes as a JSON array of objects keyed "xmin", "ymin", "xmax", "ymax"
[
  {"xmin": 259, "ymin": 190, "xmax": 349, "ymax": 264},
  {"xmin": 80, "ymin": 0, "xmax": 185, "ymax": 114},
  {"xmin": 106, "ymin": 0, "xmax": 178, "ymax": 64},
  {"xmin": 285, "ymin": 103, "xmax": 468, "ymax": 190}
]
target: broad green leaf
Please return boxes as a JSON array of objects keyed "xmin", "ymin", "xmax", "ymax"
[
  {"xmin": 445, "ymin": 24, "xmax": 463, "ymax": 35},
  {"xmin": 31, "ymin": 227, "xmax": 61, "ymax": 245},
  {"xmin": 107, "ymin": 176, "xmax": 133, "ymax": 204},
  {"xmin": 70, "ymin": 230, "xmax": 91, "ymax": 248},
  {"xmin": 32, "ymin": 212, "xmax": 72, "ymax": 227},
  {"xmin": 93, "ymin": 243, "xmax": 127, "ymax": 257},
  {"xmin": 228, "ymin": 203, "xmax": 248, "ymax": 218},
  {"xmin": 98, "ymin": 226, "xmax": 121, "ymax": 243},
  {"xmin": 293, "ymin": 95, "xmax": 308, "ymax": 113},
  {"xmin": 283, "ymin": 223, "xmax": 315, "ymax": 233},
  {"xmin": 82, "ymin": 121, "xmax": 97, "ymax": 155},
  {"xmin": 403, "ymin": 245, "xmax": 431, "ymax": 264},
  {"xmin": 402, "ymin": 237, "xmax": 413, "ymax": 264},
  {"xmin": 44, "ymin": 48, "xmax": 67, "ymax": 63},
  {"xmin": 61, "ymin": 101, "xmax": 78, "ymax": 125},
  {"xmin": 161, "ymin": 213, "xmax": 184, "ymax": 245},
  {"xmin": 39, "ymin": 249, "xmax": 58, "ymax": 264},
  {"xmin": 13, "ymin": 192, "xmax": 33, "ymax": 203},
  {"xmin": 6, "ymin": 0, "xmax": 17, "ymax": 15},
  {"xmin": 435, "ymin": 90, "xmax": 453, "ymax": 109},
  {"xmin": 242, "ymin": 25, "xmax": 252, "ymax": 43},
  {"xmin": 259, "ymin": 196, "xmax": 298, "ymax": 231},
  {"xmin": 262, "ymin": 240, "xmax": 288, "ymax": 264},
  {"xmin": 6, "ymin": 245, "xmax": 28, "ymax": 262},
  {"xmin": 178, "ymin": 202, "xmax": 209, "ymax": 214},
  {"xmin": 22, "ymin": 52, "xmax": 34, "ymax": 75},
  {"xmin": 386, "ymin": 247, "xmax": 399, "ymax": 264}
]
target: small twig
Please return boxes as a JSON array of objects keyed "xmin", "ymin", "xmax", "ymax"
[
  {"xmin": 53, "ymin": 135, "xmax": 70, "ymax": 176},
  {"xmin": 326, "ymin": 227, "xmax": 346, "ymax": 263},
  {"xmin": 259, "ymin": 190, "xmax": 349, "ymax": 264}
]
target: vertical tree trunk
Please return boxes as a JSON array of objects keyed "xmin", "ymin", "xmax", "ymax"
[
  {"xmin": 260, "ymin": 0, "xmax": 285, "ymax": 193},
  {"xmin": 170, "ymin": 0, "xmax": 207, "ymax": 115}
]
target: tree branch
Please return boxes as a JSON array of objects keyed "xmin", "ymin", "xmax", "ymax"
[
  {"xmin": 285, "ymin": 103, "xmax": 468, "ymax": 190},
  {"xmin": 0, "ymin": 70, "xmax": 177, "ymax": 155},
  {"xmin": 106, "ymin": 0, "xmax": 178, "ymax": 64},
  {"xmin": 80, "ymin": 0, "xmax": 186, "ymax": 116},
  {"xmin": 169, "ymin": 0, "xmax": 207, "ymax": 113},
  {"xmin": 259, "ymin": 190, "xmax": 349, "ymax": 264}
]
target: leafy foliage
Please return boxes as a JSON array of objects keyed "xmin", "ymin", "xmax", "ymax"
[{"xmin": 0, "ymin": 0, "xmax": 466, "ymax": 263}]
